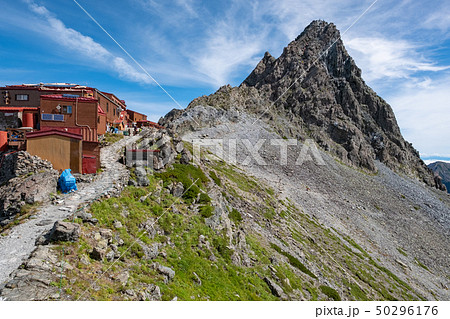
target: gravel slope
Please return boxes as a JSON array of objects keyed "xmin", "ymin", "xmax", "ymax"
[{"xmin": 181, "ymin": 108, "xmax": 450, "ymax": 300}]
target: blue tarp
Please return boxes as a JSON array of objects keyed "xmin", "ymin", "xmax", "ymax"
[{"xmin": 58, "ymin": 169, "xmax": 77, "ymax": 193}]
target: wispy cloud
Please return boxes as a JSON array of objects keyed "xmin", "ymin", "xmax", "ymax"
[
  {"xmin": 422, "ymin": 5, "xmax": 450, "ymax": 33},
  {"xmin": 344, "ymin": 37, "xmax": 449, "ymax": 81},
  {"xmin": 189, "ymin": 26, "xmax": 264, "ymax": 87},
  {"xmin": 24, "ymin": 0, "xmax": 151, "ymax": 85}
]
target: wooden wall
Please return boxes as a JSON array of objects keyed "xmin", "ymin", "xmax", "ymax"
[
  {"xmin": 98, "ymin": 114, "xmax": 106, "ymax": 135},
  {"xmin": 27, "ymin": 135, "xmax": 82, "ymax": 173}
]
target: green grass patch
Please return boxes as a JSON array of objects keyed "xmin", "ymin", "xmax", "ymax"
[
  {"xmin": 369, "ymin": 259, "xmax": 412, "ymax": 291},
  {"xmin": 397, "ymin": 247, "xmax": 408, "ymax": 257},
  {"xmin": 270, "ymin": 243, "xmax": 317, "ymax": 279},
  {"xmin": 199, "ymin": 205, "xmax": 214, "ymax": 218},
  {"xmin": 344, "ymin": 236, "xmax": 370, "ymax": 258},
  {"xmin": 209, "ymin": 171, "xmax": 221, "ymax": 186},
  {"xmin": 198, "ymin": 193, "xmax": 211, "ymax": 204},
  {"xmin": 155, "ymin": 164, "xmax": 209, "ymax": 204},
  {"xmin": 102, "ymin": 133, "xmax": 124, "ymax": 145},
  {"xmin": 229, "ymin": 208, "xmax": 243, "ymax": 223},
  {"xmin": 343, "ymin": 279, "xmax": 368, "ymax": 300},
  {"xmin": 319, "ymin": 285, "xmax": 341, "ymax": 301},
  {"xmin": 213, "ymin": 161, "xmax": 260, "ymax": 193},
  {"xmin": 415, "ymin": 258, "xmax": 430, "ymax": 271}
]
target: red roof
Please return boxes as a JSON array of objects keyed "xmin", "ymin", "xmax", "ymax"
[
  {"xmin": 0, "ymin": 107, "xmax": 38, "ymax": 112},
  {"xmin": 26, "ymin": 129, "xmax": 82, "ymax": 140},
  {"xmin": 40, "ymin": 126, "xmax": 98, "ymax": 142},
  {"xmin": 40, "ymin": 95, "xmax": 98, "ymax": 102},
  {"xmin": 98, "ymin": 105, "xmax": 106, "ymax": 115}
]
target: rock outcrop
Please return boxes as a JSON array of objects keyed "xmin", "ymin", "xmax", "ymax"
[
  {"xmin": 0, "ymin": 171, "xmax": 58, "ymax": 224},
  {"xmin": 0, "ymin": 151, "xmax": 54, "ymax": 185}
]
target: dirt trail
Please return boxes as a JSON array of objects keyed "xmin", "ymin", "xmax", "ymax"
[{"xmin": 0, "ymin": 133, "xmax": 141, "ymax": 285}]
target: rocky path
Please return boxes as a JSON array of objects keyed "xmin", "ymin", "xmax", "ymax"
[{"xmin": 0, "ymin": 133, "xmax": 142, "ymax": 285}]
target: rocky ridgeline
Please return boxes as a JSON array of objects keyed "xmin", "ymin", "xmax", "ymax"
[{"xmin": 161, "ymin": 20, "xmax": 436, "ymax": 189}]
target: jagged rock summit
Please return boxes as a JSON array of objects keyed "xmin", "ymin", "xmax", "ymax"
[{"xmin": 162, "ymin": 20, "xmax": 435, "ymax": 187}]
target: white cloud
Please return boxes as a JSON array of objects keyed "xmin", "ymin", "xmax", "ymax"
[
  {"xmin": 25, "ymin": 0, "xmax": 151, "ymax": 85},
  {"xmin": 422, "ymin": 7, "xmax": 450, "ymax": 32},
  {"xmin": 344, "ymin": 37, "xmax": 449, "ymax": 81},
  {"xmin": 190, "ymin": 29, "xmax": 263, "ymax": 87},
  {"xmin": 387, "ymin": 76, "xmax": 450, "ymax": 158}
]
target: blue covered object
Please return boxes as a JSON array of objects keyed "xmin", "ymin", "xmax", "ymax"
[{"xmin": 58, "ymin": 169, "xmax": 77, "ymax": 193}]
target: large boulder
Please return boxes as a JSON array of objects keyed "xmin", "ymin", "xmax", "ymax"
[
  {"xmin": 172, "ymin": 182, "xmax": 184, "ymax": 197},
  {"xmin": 134, "ymin": 167, "xmax": 149, "ymax": 186},
  {"xmin": 152, "ymin": 262, "xmax": 175, "ymax": 282},
  {"xmin": 49, "ymin": 221, "xmax": 80, "ymax": 242}
]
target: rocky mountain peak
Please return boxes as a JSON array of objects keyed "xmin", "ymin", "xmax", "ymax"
[{"xmin": 163, "ymin": 20, "xmax": 438, "ymax": 189}]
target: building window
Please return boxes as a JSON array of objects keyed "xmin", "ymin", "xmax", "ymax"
[
  {"xmin": 106, "ymin": 102, "xmax": 109, "ymax": 112},
  {"xmin": 62, "ymin": 105, "xmax": 72, "ymax": 114},
  {"xmin": 113, "ymin": 108, "xmax": 116, "ymax": 116},
  {"xmin": 98, "ymin": 117, "xmax": 100, "ymax": 123},
  {"xmin": 16, "ymin": 94, "xmax": 29, "ymax": 101},
  {"xmin": 41, "ymin": 113, "xmax": 64, "ymax": 121}
]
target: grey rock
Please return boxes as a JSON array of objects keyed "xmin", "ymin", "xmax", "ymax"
[
  {"xmin": 175, "ymin": 142, "xmax": 184, "ymax": 153},
  {"xmin": 49, "ymin": 221, "xmax": 80, "ymax": 242},
  {"xmin": 264, "ymin": 277, "xmax": 285, "ymax": 298},
  {"xmin": 90, "ymin": 245, "xmax": 107, "ymax": 261},
  {"xmin": 153, "ymin": 262, "xmax": 175, "ymax": 281},
  {"xmin": 172, "ymin": 182, "xmax": 184, "ymax": 197},
  {"xmin": 139, "ymin": 284, "xmax": 161, "ymax": 301},
  {"xmin": 106, "ymin": 250, "xmax": 115, "ymax": 262},
  {"xmin": 134, "ymin": 167, "xmax": 149, "ymax": 187},
  {"xmin": 99, "ymin": 229, "xmax": 113, "ymax": 242},
  {"xmin": 180, "ymin": 149, "xmax": 192, "ymax": 165},
  {"xmin": 115, "ymin": 271, "xmax": 129, "ymax": 286},
  {"xmin": 139, "ymin": 241, "xmax": 160, "ymax": 260},
  {"xmin": 193, "ymin": 272, "xmax": 202, "ymax": 286},
  {"xmin": 0, "ymin": 170, "xmax": 57, "ymax": 220},
  {"xmin": 75, "ymin": 211, "xmax": 93, "ymax": 222}
]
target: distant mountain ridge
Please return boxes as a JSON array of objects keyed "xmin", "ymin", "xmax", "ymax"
[{"xmin": 428, "ymin": 161, "xmax": 450, "ymax": 193}]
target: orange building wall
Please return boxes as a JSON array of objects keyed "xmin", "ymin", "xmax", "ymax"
[
  {"xmin": 98, "ymin": 113, "xmax": 107, "ymax": 135},
  {"xmin": 94, "ymin": 91, "xmax": 126, "ymax": 124}
]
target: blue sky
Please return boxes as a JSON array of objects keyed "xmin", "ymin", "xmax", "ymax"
[{"xmin": 1, "ymin": 0, "xmax": 449, "ymax": 162}]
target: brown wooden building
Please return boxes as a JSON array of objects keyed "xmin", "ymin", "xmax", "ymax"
[
  {"xmin": 26, "ymin": 130, "xmax": 83, "ymax": 173},
  {"xmin": 94, "ymin": 90, "xmax": 127, "ymax": 126},
  {"xmin": 0, "ymin": 83, "xmax": 93, "ymax": 108},
  {"xmin": 126, "ymin": 109, "xmax": 148, "ymax": 124},
  {"xmin": 39, "ymin": 94, "xmax": 101, "ymax": 173},
  {"xmin": 39, "ymin": 94, "xmax": 100, "ymax": 137},
  {"xmin": 0, "ymin": 84, "xmax": 126, "ymax": 130}
]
